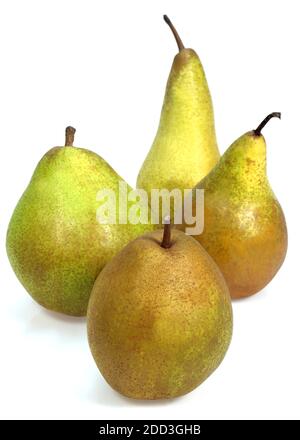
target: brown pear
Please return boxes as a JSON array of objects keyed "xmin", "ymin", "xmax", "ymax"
[
  {"xmin": 177, "ymin": 113, "xmax": 288, "ymax": 299},
  {"xmin": 87, "ymin": 222, "xmax": 232, "ymax": 399}
]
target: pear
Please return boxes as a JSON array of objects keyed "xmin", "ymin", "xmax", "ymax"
[
  {"xmin": 6, "ymin": 127, "xmax": 154, "ymax": 316},
  {"xmin": 137, "ymin": 15, "xmax": 220, "ymax": 219},
  {"xmin": 178, "ymin": 113, "xmax": 288, "ymax": 299},
  {"xmin": 87, "ymin": 221, "xmax": 232, "ymax": 399}
]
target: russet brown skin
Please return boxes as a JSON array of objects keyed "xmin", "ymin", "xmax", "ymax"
[
  {"xmin": 197, "ymin": 187, "xmax": 287, "ymax": 299},
  {"xmin": 177, "ymin": 113, "xmax": 288, "ymax": 299},
  {"xmin": 87, "ymin": 227, "xmax": 232, "ymax": 400}
]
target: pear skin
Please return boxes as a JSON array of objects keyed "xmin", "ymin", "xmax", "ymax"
[
  {"xmin": 87, "ymin": 224, "xmax": 232, "ymax": 399},
  {"xmin": 137, "ymin": 16, "xmax": 220, "ymax": 218},
  {"xmin": 178, "ymin": 113, "xmax": 288, "ymax": 299},
  {"xmin": 6, "ymin": 127, "xmax": 154, "ymax": 316}
]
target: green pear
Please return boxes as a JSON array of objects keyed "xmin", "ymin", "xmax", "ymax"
[
  {"xmin": 6, "ymin": 127, "xmax": 154, "ymax": 316},
  {"xmin": 87, "ymin": 222, "xmax": 233, "ymax": 399},
  {"xmin": 137, "ymin": 15, "xmax": 220, "ymax": 219},
  {"xmin": 177, "ymin": 113, "xmax": 288, "ymax": 299}
]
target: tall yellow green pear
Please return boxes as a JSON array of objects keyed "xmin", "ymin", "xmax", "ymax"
[
  {"xmin": 87, "ymin": 221, "xmax": 232, "ymax": 400},
  {"xmin": 6, "ymin": 127, "xmax": 154, "ymax": 316},
  {"xmin": 177, "ymin": 113, "xmax": 288, "ymax": 299},
  {"xmin": 137, "ymin": 15, "xmax": 220, "ymax": 219}
]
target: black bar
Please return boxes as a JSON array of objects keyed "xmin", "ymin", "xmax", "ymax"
[{"xmin": 0, "ymin": 419, "xmax": 295, "ymax": 438}]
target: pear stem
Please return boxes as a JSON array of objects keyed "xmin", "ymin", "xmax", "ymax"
[
  {"xmin": 253, "ymin": 112, "xmax": 281, "ymax": 136},
  {"xmin": 65, "ymin": 126, "xmax": 76, "ymax": 146},
  {"xmin": 161, "ymin": 217, "xmax": 172, "ymax": 249},
  {"xmin": 163, "ymin": 15, "xmax": 185, "ymax": 52}
]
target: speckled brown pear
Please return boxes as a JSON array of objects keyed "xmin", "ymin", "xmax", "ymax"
[
  {"xmin": 177, "ymin": 113, "xmax": 288, "ymax": 299},
  {"xmin": 6, "ymin": 127, "xmax": 154, "ymax": 316},
  {"xmin": 87, "ymin": 222, "xmax": 233, "ymax": 400},
  {"xmin": 137, "ymin": 15, "xmax": 220, "ymax": 220}
]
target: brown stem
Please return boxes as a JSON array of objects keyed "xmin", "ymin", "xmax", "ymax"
[
  {"xmin": 163, "ymin": 15, "xmax": 185, "ymax": 52},
  {"xmin": 65, "ymin": 126, "xmax": 76, "ymax": 146},
  {"xmin": 161, "ymin": 217, "xmax": 172, "ymax": 249},
  {"xmin": 253, "ymin": 112, "xmax": 281, "ymax": 136}
]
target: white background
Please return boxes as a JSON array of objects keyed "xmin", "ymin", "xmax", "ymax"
[{"xmin": 0, "ymin": 0, "xmax": 299, "ymax": 420}]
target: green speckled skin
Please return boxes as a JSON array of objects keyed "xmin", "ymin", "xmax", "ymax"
[
  {"xmin": 6, "ymin": 146, "xmax": 154, "ymax": 316},
  {"xmin": 87, "ymin": 229, "xmax": 232, "ymax": 399},
  {"xmin": 137, "ymin": 49, "xmax": 220, "ymax": 215},
  {"xmin": 178, "ymin": 132, "xmax": 288, "ymax": 298}
]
